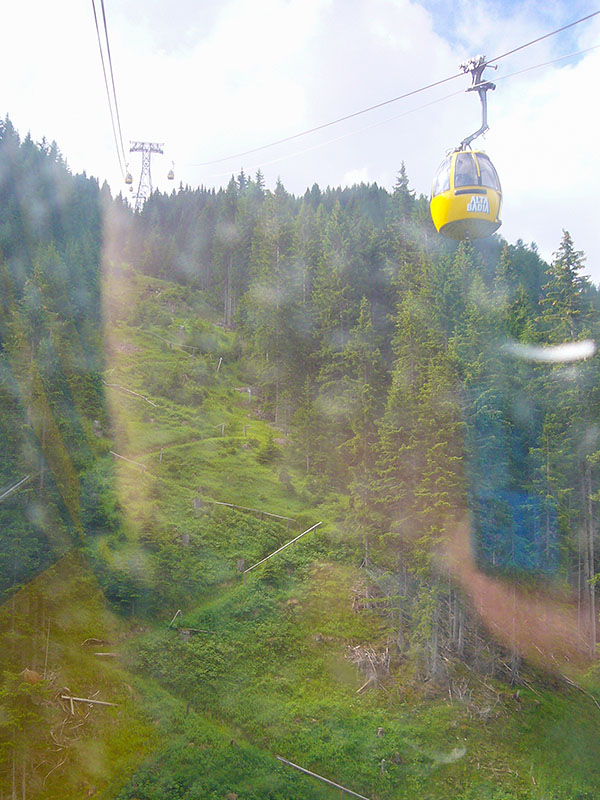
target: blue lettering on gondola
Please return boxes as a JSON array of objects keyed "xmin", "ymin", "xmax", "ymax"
[{"xmin": 467, "ymin": 196, "xmax": 490, "ymax": 213}]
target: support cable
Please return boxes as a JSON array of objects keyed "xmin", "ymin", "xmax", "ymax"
[
  {"xmin": 192, "ymin": 10, "xmax": 600, "ymax": 168},
  {"xmin": 494, "ymin": 43, "xmax": 600, "ymax": 83},
  {"xmin": 191, "ymin": 71, "xmax": 465, "ymax": 166},
  {"xmin": 195, "ymin": 43, "xmax": 598, "ymax": 181},
  {"xmin": 100, "ymin": 0, "xmax": 128, "ymax": 169},
  {"xmin": 91, "ymin": 0, "xmax": 125, "ymax": 176},
  {"xmin": 487, "ymin": 9, "xmax": 600, "ymax": 65}
]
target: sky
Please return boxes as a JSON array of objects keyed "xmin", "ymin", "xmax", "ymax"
[{"xmin": 2, "ymin": 0, "xmax": 599, "ymax": 278}]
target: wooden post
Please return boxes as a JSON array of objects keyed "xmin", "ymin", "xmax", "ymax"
[
  {"xmin": 43, "ymin": 621, "xmax": 50, "ymax": 679},
  {"xmin": 102, "ymin": 381, "xmax": 157, "ymax": 407},
  {"xmin": 40, "ymin": 413, "xmax": 46, "ymax": 491},
  {"xmin": 160, "ymin": 448, "xmax": 163, "ymax": 463},
  {"xmin": 221, "ymin": 423, "xmax": 225, "ymax": 436},
  {"xmin": 168, "ymin": 609, "xmax": 182, "ymax": 628},
  {"xmin": 216, "ymin": 357, "xmax": 223, "ymax": 373}
]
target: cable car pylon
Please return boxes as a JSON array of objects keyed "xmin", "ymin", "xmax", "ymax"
[{"xmin": 129, "ymin": 141, "xmax": 164, "ymax": 211}]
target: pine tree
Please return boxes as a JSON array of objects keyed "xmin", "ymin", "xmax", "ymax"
[
  {"xmin": 536, "ymin": 232, "xmax": 597, "ymax": 652},
  {"xmin": 241, "ymin": 180, "xmax": 301, "ymax": 423},
  {"xmin": 540, "ymin": 230, "xmax": 590, "ymax": 341},
  {"xmin": 212, "ymin": 177, "xmax": 239, "ymax": 325},
  {"xmin": 392, "ymin": 161, "xmax": 415, "ymax": 225}
]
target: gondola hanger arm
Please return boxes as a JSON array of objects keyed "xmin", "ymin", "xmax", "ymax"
[{"xmin": 459, "ymin": 55, "xmax": 497, "ymax": 150}]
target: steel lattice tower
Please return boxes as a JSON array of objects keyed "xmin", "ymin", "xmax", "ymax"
[{"xmin": 130, "ymin": 141, "xmax": 164, "ymax": 212}]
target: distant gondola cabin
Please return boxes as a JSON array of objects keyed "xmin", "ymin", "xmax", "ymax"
[{"xmin": 430, "ymin": 149, "xmax": 502, "ymax": 240}]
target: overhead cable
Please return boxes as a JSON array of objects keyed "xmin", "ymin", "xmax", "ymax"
[
  {"xmin": 494, "ymin": 43, "xmax": 600, "ymax": 82},
  {"xmin": 193, "ymin": 9, "xmax": 600, "ymax": 168},
  {"xmin": 196, "ymin": 42, "xmax": 599, "ymax": 181},
  {"xmin": 91, "ymin": 0, "xmax": 125, "ymax": 175},
  {"xmin": 487, "ymin": 9, "xmax": 600, "ymax": 64},
  {"xmin": 191, "ymin": 71, "xmax": 464, "ymax": 167},
  {"xmin": 100, "ymin": 0, "xmax": 128, "ymax": 168},
  {"xmin": 197, "ymin": 90, "xmax": 466, "ymax": 181}
]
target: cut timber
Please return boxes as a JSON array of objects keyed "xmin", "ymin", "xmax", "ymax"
[
  {"xmin": 276, "ymin": 756, "xmax": 372, "ymax": 800},
  {"xmin": 178, "ymin": 628, "xmax": 213, "ymax": 642},
  {"xmin": 93, "ymin": 653, "xmax": 118, "ymax": 657},
  {"xmin": 356, "ymin": 676, "xmax": 375, "ymax": 694},
  {"xmin": 244, "ymin": 522, "xmax": 321, "ymax": 579},
  {"xmin": 139, "ymin": 328, "xmax": 194, "ymax": 355},
  {"xmin": 110, "ymin": 451, "xmax": 149, "ymax": 473},
  {"xmin": 0, "ymin": 474, "xmax": 32, "ymax": 504},
  {"xmin": 61, "ymin": 695, "xmax": 117, "ymax": 708},
  {"xmin": 204, "ymin": 499, "xmax": 296, "ymax": 523},
  {"xmin": 102, "ymin": 380, "xmax": 158, "ymax": 407},
  {"xmin": 179, "ymin": 628, "xmax": 212, "ymax": 635}
]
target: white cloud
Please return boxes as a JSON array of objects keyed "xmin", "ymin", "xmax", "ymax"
[
  {"xmin": 491, "ymin": 44, "xmax": 600, "ymax": 273},
  {"xmin": 342, "ymin": 166, "xmax": 370, "ymax": 185}
]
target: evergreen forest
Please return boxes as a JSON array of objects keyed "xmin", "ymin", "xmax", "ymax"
[{"xmin": 2, "ymin": 116, "xmax": 600, "ymax": 799}]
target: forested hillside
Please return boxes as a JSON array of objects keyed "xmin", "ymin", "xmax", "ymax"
[
  {"xmin": 2, "ymin": 118, "xmax": 600, "ymax": 799},
  {"xmin": 121, "ymin": 165, "xmax": 600, "ymax": 674},
  {"xmin": 0, "ymin": 117, "xmax": 108, "ymax": 597}
]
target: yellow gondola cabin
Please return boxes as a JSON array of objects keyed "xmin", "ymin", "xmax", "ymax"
[{"xmin": 430, "ymin": 148, "xmax": 502, "ymax": 240}]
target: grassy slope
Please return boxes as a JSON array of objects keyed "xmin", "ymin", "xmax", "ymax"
[
  {"xmin": 6, "ymin": 264, "xmax": 598, "ymax": 799},
  {"xmin": 100, "ymin": 266, "xmax": 600, "ymax": 800},
  {"xmin": 0, "ymin": 553, "xmax": 155, "ymax": 798}
]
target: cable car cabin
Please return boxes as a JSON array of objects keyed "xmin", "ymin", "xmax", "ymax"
[
  {"xmin": 430, "ymin": 149, "xmax": 502, "ymax": 240},
  {"xmin": 125, "ymin": 172, "xmax": 133, "ymax": 185},
  {"xmin": 167, "ymin": 169, "xmax": 174, "ymax": 180}
]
